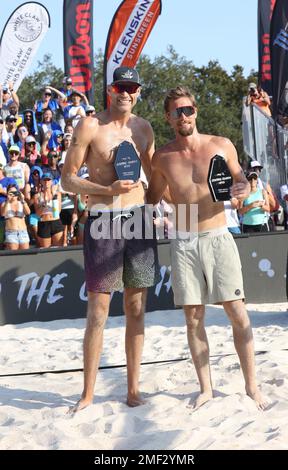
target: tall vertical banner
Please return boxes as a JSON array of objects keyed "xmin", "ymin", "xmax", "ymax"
[
  {"xmin": 63, "ymin": 0, "xmax": 94, "ymax": 104},
  {"xmin": 103, "ymin": 0, "xmax": 162, "ymax": 107},
  {"xmin": 270, "ymin": 0, "xmax": 288, "ymax": 117},
  {"xmin": 258, "ymin": 0, "xmax": 276, "ymax": 96},
  {"xmin": 0, "ymin": 2, "xmax": 50, "ymax": 91}
]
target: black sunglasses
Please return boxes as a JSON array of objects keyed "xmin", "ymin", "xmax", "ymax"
[
  {"xmin": 112, "ymin": 83, "xmax": 139, "ymax": 94},
  {"xmin": 170, "ymin": 106, "xmax": 195, "ymax": 119}
]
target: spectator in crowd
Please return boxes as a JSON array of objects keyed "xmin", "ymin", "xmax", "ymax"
[
  {"xmin": 0, "ymin": 83, "xmax": 20, "ymax": 120},
  {"xmin": 21, "ymin": 135, "xmax": 41, "ymax": 167},
  {"xmin": 42, "ymin": 151, "xmax": 61, "ymax": 184},
  {"xmin": 0, "ymin": 183, "xmax": 30, "ymax": 250},
  {"xmin": 224, "ymin": 198, "xmax": 241, "ymax": 234},
  {"xmin": 58, "ymin": 132, "xmax": 72, "ymax": 167},
  {"xmin": 34, "ymin": 87, "xmax": 64, "ymax": 122},
  {"xmin": 280, "ymin": 184, "xmax": 288, "ymax": 230},
  {"xmin": 239, "ymin": 171, "xmax": 270, "ymax": 232},
  {"xmin": 60, "ymin": 76, "xmax": 73, "ymax": 103},
  {"xmin": 7, "ymin": 102, "xmax": 22, "ymax": 127},
  {"xmin": 245, "ymin": 83, "xmax": 271, "ymax": 117},
  {"xmin": 86, "ymin": 105, "xmax": 96, "ymax": 116},
  {"xmin": 25, "ymin": 165, "xmax": 43, "ymax": 245},
  {"xmin": 34, "ymin": 172, "xmax": 64, "ymax": 248},
  {"xmin": 0, "ymin": 164, "xmax": 17, "ymax": 248},
  {"xmin": 22, "ymin": 109, "xmax": 39, "ymax": 140},
  {"xmin": 4, "ymin": 145, "xmax": 30, "ymax": 192},
  {"xmin": 63, "ymin": 90, "xmax": 87, "ymax": 127},
  {"xmin": 71, "ymin": 172, "xmax": 89, "ymax": 245},
  {"xmin": 5, "ymin": 114, "xmax": 18, "ymax": 147},
  {"xmin": 38, "ymin": 109, "xmax": 62, "ymax": 145},
  {"xmin": 14, "ymin": 123, "xmax": 29, "ymax": 150}
]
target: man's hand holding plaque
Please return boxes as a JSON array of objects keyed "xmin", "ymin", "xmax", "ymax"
[
  {"xmin": 114, "ymin": 141, "xmax": 141, "ymax": 181},
  {"xmin": 207, "ymin": 155, "xmax": 233, "ymax": 202}
]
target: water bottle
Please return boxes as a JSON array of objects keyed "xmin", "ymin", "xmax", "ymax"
[{"xmin": 52, "ymin": 196, "xmax": 59, "ymax": 219}]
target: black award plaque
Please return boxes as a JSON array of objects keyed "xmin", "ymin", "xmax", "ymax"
[
  {"xmin": 114, "ymin": 141, "xmax": 141, "ymax": 181},
  {"xmin": 208, "ymin": 155, "xmax": 232, "ymax": 202}
]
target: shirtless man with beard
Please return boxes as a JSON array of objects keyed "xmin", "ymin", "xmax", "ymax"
[
  {"xmin": 146, "ymin": 86, "xmax": 268, "ymax": 411},
  {"xmin": 61, "ymin": 67, "xmax": 160, "ymax": 412}
]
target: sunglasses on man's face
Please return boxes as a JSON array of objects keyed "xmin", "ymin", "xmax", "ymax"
[
  {"xmin": 9, "ymin": 151, "xmax": 19, "ymax": 156},
  {"xmin": 170, "ymin": 106, "xmax": 195, "ymax": 119},
  {"xmin": 45, "ymin": 93, "xmax": 51, "ymax": 97},
  {"xmin": 112, "ymin": 83, "xmax": 139, "ymax": 95},
  {"xmin": 8, "ymin": 118, "xmax": 17, "ymax": 123}
]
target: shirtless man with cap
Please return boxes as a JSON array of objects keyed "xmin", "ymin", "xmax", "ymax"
[{"xmin": 61, "ymin": 67, "xmax": 160, "ymax": 412}]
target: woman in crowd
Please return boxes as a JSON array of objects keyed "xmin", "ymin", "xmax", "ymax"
[
  {"xmin": 34, "ymin": 172, "xmax": 64, "ymax": 248},
  {"xmin": 239, "ymin": 171, "xmax": 270, "ymax": 232},
  {"xmin": 0, "ymin": 183, "xmax": 30, "ymax": 250}
]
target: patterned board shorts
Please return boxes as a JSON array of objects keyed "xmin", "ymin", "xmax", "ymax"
[{"xmin": 83, "ymin": 207, "xmax": 161, "ymax": 293}]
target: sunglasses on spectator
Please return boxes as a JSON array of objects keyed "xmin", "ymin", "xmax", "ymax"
[
  {"xmin": 86, "ymin": 110, "xmax": 94, "ymax": 115},
  {"xmin": 26, "ymin": 142, "xmax": 36, "ymax": 146},
  {"xmin": 32, "ymin": 171, "xmax": 40, "ymax": 175},
  {"xmin": 8, "ymin": 192, "xmax": 17, "ymax": 196},
  {"xmin": 9, "ymin": 151, "xmax": 19, "ymax": 155},
  {"xmin": 45, "ymin": 93, "xmax": 52, "ymax": 96},
  {"xmin": 8, "ymin": 118, "xmax": 17, "ymax": 123},
  {"xmin": 170, "ymin": 106, "xmax": 195, "ymax": 119},
  {"xmin": 112, "ymin": 83, "xmax": 139, "ymax": 94}
]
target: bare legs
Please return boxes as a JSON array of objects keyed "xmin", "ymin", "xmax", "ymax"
[
  {"xmin": 223, "ymin": 300, "xmax": 268, "ymax": 410},
  {"xmin": 69, "ymin": 287, "xmax": 147, "ymax": 414},
  {"xmin": 68, "ymin": 291, "xmax": 110, "ymax": 413},
  {"xmin": 185, "ymin": 300, "xmax": 268, "ymax": 410},
  {"xmin": 184, "ymin": 305, "xmax": 213, "ymax": 409},
  {"xmin": 124, "ymin": 288, "xmax": 147, "ymax": 407}
]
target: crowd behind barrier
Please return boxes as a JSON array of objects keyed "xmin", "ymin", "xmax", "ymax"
[{"xmin": 0, "ymin": 83, "xmax": 288, "ymax": 254}]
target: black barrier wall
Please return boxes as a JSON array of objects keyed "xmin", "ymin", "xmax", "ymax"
[{"xmin": 0, "ymin": 232, "xmax": 287, "ymax": 325}]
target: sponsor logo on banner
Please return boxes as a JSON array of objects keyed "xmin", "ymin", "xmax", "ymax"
[
  {"xmin": 14, "ymin": 12, "xmax": 42, "ymax": 42},
  {"xmin": 0, "ymin": 2, "xmax": 50, "ymax": 91},
  {"xmin": 103, "ymin": 0, "xmax": 162, "ymax": 106}
]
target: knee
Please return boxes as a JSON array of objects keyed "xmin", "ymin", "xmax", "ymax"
[
  {"xmin": 124, "ymin": 298, "xmax": 145, "ymax": 320},
  {"xmin": 185, "ymin": 306, "xmax": 205, "ymax": 332},
  {"xmin": 224, "ymin": 302, "xmax": 250, "ymax": 328},
  {"xmin": 86, "ymin": 312, "xmax": 107, "ymax": 330}
]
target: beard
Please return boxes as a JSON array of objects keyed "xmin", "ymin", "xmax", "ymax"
[{"xmin": 178, "ymin": 123, "xmax": 194, "ymax": 136}]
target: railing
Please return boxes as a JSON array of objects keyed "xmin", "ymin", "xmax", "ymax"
[{"xmin": 242, "ymin": 101, "xmax": 288, "ymax": 196}]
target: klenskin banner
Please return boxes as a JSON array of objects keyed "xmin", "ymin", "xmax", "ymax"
[
  {"xmin": 258, "ymin": 0, "xmax": 276, "ymax": 96},
  {"xmin": 0, "ymin": 2, "xmax": 50, "ymax": 91},
  {"xmin": 103, "ymin": 0, "xmax": 162, "ymax": 107},
  {"xmin": 270, "ymin": 0, "xmax": 288, "ymax": 117},
  {"xmin": 63, "ymin": 0, "xmax": 94, "ymax": 105}
]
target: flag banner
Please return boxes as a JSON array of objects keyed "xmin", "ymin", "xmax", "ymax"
[
  {"xmin": 258, "ymin": 0, "xmax": 276, "ymax": 96},
  {"xmin": 270, "ymin": 0, "xmax": 288, "ymax": 117},
  {"xmin": 103, "ymin": 0, "xmax": 162, "ymax": 107},
  {"xmin": 0, "ymin": 2, "xmax": 50, "ymax": 91},
  {"xmin": 63, "ymin": 0, "xmax": 94, "ymax": 105}
]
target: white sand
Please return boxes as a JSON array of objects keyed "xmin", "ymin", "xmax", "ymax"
[{"xmin": 0, "ymin": 303, "xmax": 287, "ymax": 450}]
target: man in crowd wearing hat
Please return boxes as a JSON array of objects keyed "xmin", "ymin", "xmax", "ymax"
[
  {"xmin": 61, "ymin": 66, "xmax": 160, "ymax": 412},
  {"xmin": 63, "ymin": 89, "xmax": 88, "ymax": 127},
  {"xmin": 245, "ymin": 83, "xmax": 271, "ymax": 116}
]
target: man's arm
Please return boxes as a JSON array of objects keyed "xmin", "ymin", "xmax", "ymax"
[
  {"xmin": 61, "ymin": 118, "xmax": 140, "ymax": 196},
  {"xmin": 224, "ymin": 138, "xmax": 250, "ymax": 201},
  {"xmin": 146, "ymin": 152, "xmax": 168, "ymax": 205}
]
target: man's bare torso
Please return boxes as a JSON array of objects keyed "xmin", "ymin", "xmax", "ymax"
[
  {"xmin": 156, "ymin": 134, "xmax": 227, "ymax": 231},
  {"xmin": 84, "ymin": 111, "xmax": 150, "ymax": 210}
]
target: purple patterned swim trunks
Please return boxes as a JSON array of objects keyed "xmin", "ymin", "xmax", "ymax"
[{"xmin": 83, "ymin": 206, "xmax": 160, "ymax": 293}]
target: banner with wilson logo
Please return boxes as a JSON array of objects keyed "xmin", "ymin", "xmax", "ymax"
[
  {"xmin": 270, "ymin": 0, "xmax": 288, "ymax": 117},
  {"xmin": 0, "ymin": 2, "xmax": 50, "ymax": 91},
  {"xmin": 103, "ymin": 0, "xmax": 162, "ymax": 107},
  {"xmin": 258, "ymin": 0, "xmax": 276, "ymax": 96},
  {"xmin": 63, "ymin": 0, "xmax": 94, "ymax": 105}
]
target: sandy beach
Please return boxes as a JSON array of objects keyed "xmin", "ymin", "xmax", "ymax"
[{"xmin": 0, "ymin": 303, "xmax": 287, "ymax": 450}]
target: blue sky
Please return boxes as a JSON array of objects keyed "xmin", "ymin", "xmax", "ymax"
[{"xmin": 0, "ymin": 0, "xmax": 258, "ymax": 76}]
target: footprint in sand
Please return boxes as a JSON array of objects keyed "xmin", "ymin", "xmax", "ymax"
[
  {"xmin": 102, "ymin": 403, "xmax": 114, "ymax": 417},
  {"xmin": 78, "ymin": 423, "xmax": 96, "ymax": 437}
]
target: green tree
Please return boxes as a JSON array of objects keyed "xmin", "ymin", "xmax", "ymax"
[{"xmin": 16, "ymin": 47, "xmax": 255, "ymax": 162}]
